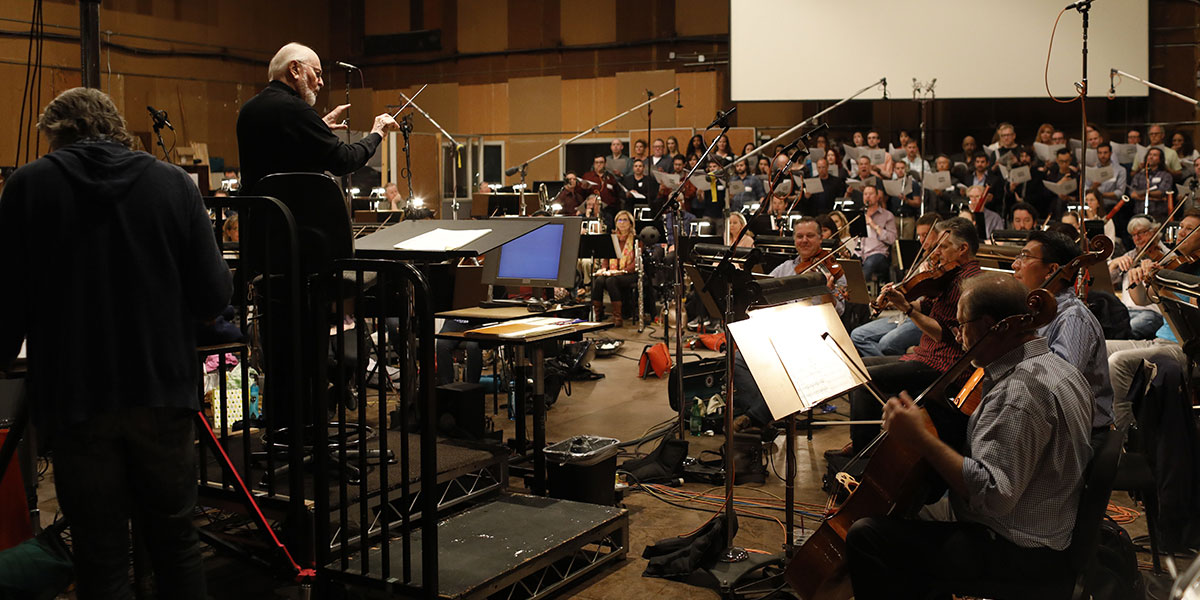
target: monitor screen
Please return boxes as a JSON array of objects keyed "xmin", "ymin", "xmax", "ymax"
[
  {"xmin": 497, "ymin": 224, "xmax": 564, "ymax": 281},
  {"xmin": 480, "ymin": 217, "xmax": 582, "ymax": 289}
]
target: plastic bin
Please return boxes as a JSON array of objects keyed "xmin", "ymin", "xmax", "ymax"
[{"xmin": 544, "ymin": 435, "xmax": 620, "ymax": 505}]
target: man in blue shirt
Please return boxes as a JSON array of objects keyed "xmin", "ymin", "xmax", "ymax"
[{"xmin": 1010, "ymin": 231, "xmax": 1115, "ymax": 438}]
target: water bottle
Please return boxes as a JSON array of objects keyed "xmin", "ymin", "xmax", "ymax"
[{"xmin": 690, "ymin": 398, "xmax": 703, "ymax": 436}]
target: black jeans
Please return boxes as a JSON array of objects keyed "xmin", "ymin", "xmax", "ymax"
[
  {"xmin": 53, "ymin": 407, "xmax": 206, "ymax": 600},
  {"xmin": 846, "ymin": 516, "xmax": 1070, "ymax": 600},
  {"xmin": 849, "ymin": 356, "xmax": 941, "ymax": 451},
  {"xmin": 591, "ymin": 272, "xmax": 637, "ymax": 304}
]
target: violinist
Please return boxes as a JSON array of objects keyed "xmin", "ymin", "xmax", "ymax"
[
  {"xmin": 731, "ymin": 218, "xmax": 847, "ymax": 432},
  {"xmin": 838, "ymin": 217, "xmax": 982, "ymax": 457},
  {"xmin": 860, "ymin": 186, "xmax": 897, "ymax": 285},
  {"xmin": 846, "ymin": 273, "xmax": 1094, "ymax": 600},
  {"xmin": 768, "ymin": 217, "xmax": 846, "ymax": 314},
  {"xmin": 1109, "ymin": 215, "xmax": 1167, "ymax": 339},
  {"xmin": 851, "ymin": 213, "xmax": 940, "ymax": 357},
  {"xmin": 1010, "ymin": 231, "xmax": 1115, "ymax": 440},
  {"xmin": 580, "ymin": 155, "xmax": 621, "ymax": 227},
  {"xmin": 1107, "ymin": 208, "xmax": 1200, "ymax": 428}
]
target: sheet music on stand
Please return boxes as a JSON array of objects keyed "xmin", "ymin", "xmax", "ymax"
[{"xmin": 727, "ymin": 301, "xmax": 866, "ymax": 418}]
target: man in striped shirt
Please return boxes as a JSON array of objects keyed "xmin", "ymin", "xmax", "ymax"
[
  {"xmin": 846, "ymin": 273, "xmax": 1094, "ymax": 599},
  {"xmin": 840, "ymin": 217, "xmax": 982, "ymax": 455}
]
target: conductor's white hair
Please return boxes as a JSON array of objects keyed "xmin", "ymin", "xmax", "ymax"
[{"xmin": 268, "ymin": 42, "xmax": 316, "ymax": 82}]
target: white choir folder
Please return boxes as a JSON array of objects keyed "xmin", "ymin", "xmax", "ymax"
[{"xmin": 727, "ymin": 300, "xmax": 868, "ymax": 419}]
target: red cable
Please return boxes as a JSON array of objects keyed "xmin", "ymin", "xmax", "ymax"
[{"xmin": 195, "ymin": 412, "xmax": 316, "ymax": 581}]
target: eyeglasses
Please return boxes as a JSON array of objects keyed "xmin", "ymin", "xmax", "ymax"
[
  {"xmin": 950, "ymin": 317, "xmax": 986, "ymax": 340},
  {"xmin": 1012, "ymin": 251, "xmax": 1044, "ymax": 264}
]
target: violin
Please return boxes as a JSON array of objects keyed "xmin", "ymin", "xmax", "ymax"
[
  {"xmin": 786, "ymin": 289, "xmax": 1059, "ymax": 600},
  {"xmin": 794, "ymin": 248, "xmax": 846, "ymax": 281}
]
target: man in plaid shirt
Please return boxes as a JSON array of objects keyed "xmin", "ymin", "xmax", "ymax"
[{"xmin": 846, "ymin": 273, "xmax": 1094, "ymax": 599}]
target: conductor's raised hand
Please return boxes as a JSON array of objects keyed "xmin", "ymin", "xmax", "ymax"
[
  {"xmin": 323, "ymin": 104, "xmax": 351, "ymax": 131},
  {"xmin": 371, "ymin": 113, "xmax": 400, "ymax": 137}
]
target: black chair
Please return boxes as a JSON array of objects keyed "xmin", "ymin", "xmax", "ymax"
[
  {"xmin": 246, "ymin": 173, "xmax": 388, "ymax": 485},
  {"xmin": 957, "ymin": 426, "xmax": 1126, "ymax": 600}
]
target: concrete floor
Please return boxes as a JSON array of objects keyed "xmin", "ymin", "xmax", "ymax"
[{"xmin": 29, "ymin": 318, "xmax": 1173, "ymax": 599}]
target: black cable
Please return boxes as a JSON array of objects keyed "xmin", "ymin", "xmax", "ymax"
[
  {"xmin": 14, "ymin": 0, "xmax": 37, "ymax": 165},
  {"xmin": 33, "ymin": 0, "xmax": 43, "ymax": 158}
]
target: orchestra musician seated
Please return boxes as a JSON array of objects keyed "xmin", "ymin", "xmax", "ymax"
[
  {"xmin": 1107, "ymin": 208, "xmax": 1200, "ymax": 429},
  {"xmin": 1009, "ymin": 202, "xmax": 1039, "ymax": 231},
  {"xmin": 732, "ymin": 217, "xmax": 848, "ymax": 431},
  {"xmin": 1109, "ymin": 215, "xmax": 1166, "ymax": 339},
  {"xmin": 590, "ymin": 210, "xmax": 639, "ymax": 327},
  {"xmin": 553, "ymin": 171, "xmax": 585, "ymax": 216},
  {"xmin": 845, "ymin": 272, "xmax": 1095, "ymax": 600},
  {"xmin": 725, "ymin": 212, "xmax": 755, "ymax": 249},
  {"xmin": 840, "ymin": 217, "xmax": 982, "ymax": 456},
  {"xmin": 860, "ymin": 186, "xmax": 898, "ymax": 285},
  {"xmin": 1009, "ymin": 230, "xmax": 1115, "ymax": 444},
  {"xmin": 850, "ymin": 213, "xmax": 940, "ymax": 357}
]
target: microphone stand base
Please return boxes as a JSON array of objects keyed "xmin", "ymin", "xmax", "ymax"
[{"xmin": 690, "ymin": 550, "xmax": 783, "ymax": 597}]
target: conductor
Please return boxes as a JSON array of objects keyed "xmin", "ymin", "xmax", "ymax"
[{"xmin": 237, "ymin": 42, "xmax": 400, "ymax": 193}]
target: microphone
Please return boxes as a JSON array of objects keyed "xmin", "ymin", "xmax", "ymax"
[
  {"xmin": 675, "ymin": 89, "xmax": 683, "ymax": 109},
  {"xmin": 334, "ymin": 60, "xmax": 359, "ymax": 70},
  {"xmin": 1065, "ymin": 0, "xmax": 1094, "ymax": 9},
  {"xmin": 882, "ymin": 78, "xmax": 888, "ymax": 99},
  {"xmin": 706, "ymin": 106, "xmax": 736, "ymax": 130},
  {"xmin": 800, "ymin": 123, "xmax": 829, "ymax": 141},
  {"xmin": 147, "ymin": 105, "xmax": 173, "ymax": 131},
  {"xmin": 505, "ymin": 165, "xmax": 521, "ymax": 177}
]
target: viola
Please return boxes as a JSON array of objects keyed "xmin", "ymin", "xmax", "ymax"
[{"xmin": 785, "ymin": 289, "xmax": 1058, "ymax": 599}]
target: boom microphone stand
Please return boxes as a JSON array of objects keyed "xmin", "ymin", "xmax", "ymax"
[
  {"xmin": 397, "ymin": 88, "xmax": 465, "ymax": 219},
  {"xmin": 338, "ymin": 61, "xmax": 355, "ymax": 197},
  {"xmin": 504, "ymin": 88, "xmax": 681, "ymax": 186},
  {"xmin": 650, "ymin": 108, "xmax": 734, "ymax": 441},
  {"xmin": 1074, "ymin": 0, "xmax": 1092, "ymax": 203},
  {"xmin": 720, "ymin": 78, "xmax": 887, "ymax": 176}
]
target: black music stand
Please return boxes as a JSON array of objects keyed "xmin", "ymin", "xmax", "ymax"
[
  {"xmin": 579, "ymin": 234, "xmax": 620, "ymax": 261},
  {"xmin": 355, "ymin": 218, "xmax": 551, "ymax": 260}
]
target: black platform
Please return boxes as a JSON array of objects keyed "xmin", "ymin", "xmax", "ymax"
[{"xmin": 327, "ymin": 494, "xmax": 629, "ymax": 599}]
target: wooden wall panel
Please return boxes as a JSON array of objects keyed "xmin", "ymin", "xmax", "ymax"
[
  {"xmin": 676, "ymin": 71, "xmax": 719, "ymax": 131},
  {"xmin": 457, "ymin": 0, "xmax": 508, "ymax": 54},
  {"xmin": 458, "ymin": 83, "xmax": 510, "ymax": 135},
  {"xmin": 407, "ymin": 132, "xmax": 442, "ymax": 208},
  {"xmin": 505, "ymin": 134, "xmax": 562, "ymax": 184},
  {"xmin": 737, "ymin": 102, "xmax": 806, "ymax": 130},
  {"xmin": 365, "ymin": 0, "xmax": 411, "ymax": 36},
  {"xmin": 560, "ymin": 0, "xmax": 617, "ymax": 46},
  {"xmin": 510, "ymin": 75, "xmax": 561, "ymax": 133},
  {"xmin": 613, "ymin": 69, "xmax": 678, "ymax": 131},
  {"xmin": 507, "ymin": 0, "xmax": 560, "ymax": 50},
  {"xmin": 561, "ymin": 77, "xmax": 617, "ymax": 133},
  {"xmin": 674, "ymin": 0, "xmax": 729, "ymax": 36}
]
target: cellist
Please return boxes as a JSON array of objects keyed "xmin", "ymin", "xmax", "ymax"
[
  {"xmin": 1010, "ymin": 230, "xmax": 1114, "ymax": 444},
  {"xmin": 847, "ymin": 273, "xmax": 1094, "ymax": 599},
  {"xmin": 835, "ymin": 217, "xmax": 982, "ymax": 457}
]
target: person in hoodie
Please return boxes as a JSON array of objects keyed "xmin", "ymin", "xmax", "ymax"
[
  {"xmin": 0, "ymin": 87, "xmax": 232, "ymax": 598},
  {"xmin": 237, "ymin": 42, "xmax": 400, "ymax": 193}
]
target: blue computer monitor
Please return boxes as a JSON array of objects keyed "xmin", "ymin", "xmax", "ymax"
[{"xmin": 480, "ymin": 217, "xmax": 582, "ymax": 289}]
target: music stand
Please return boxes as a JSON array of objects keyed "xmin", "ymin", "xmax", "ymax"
[
  {"xmin": 837, "ymin": 258, "xmax": 872, "ymax": 304},
  {"xmin": 579, "ymin": 234, "xmax": 620, "ymax": 261},
  {"xmin": 355, "ymin": 218, "xmax": 551, "ymax": 260}
]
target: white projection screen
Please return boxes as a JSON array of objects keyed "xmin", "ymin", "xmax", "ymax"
[{"xmin": 730, "ymin": 0, "xmax": 1149, "ymax": 101}]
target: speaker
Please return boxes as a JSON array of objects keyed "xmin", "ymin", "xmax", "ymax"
[{"xmin": 436, "ymin": 382, "xmax": 485, "ymax": 440}]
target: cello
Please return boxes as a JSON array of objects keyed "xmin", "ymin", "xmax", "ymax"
[{"xmin": 784, "ymin": 289, "xmax": 1058, "ymax": 600}]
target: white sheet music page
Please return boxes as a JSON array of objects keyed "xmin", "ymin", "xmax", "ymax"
[
  {"xmin": 393, "ymin": 228, "xmax": 492, "ymax": 251},
  {"xmin": 729, "ymin": 301, "xmax": 865, "ymax": 417}
]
